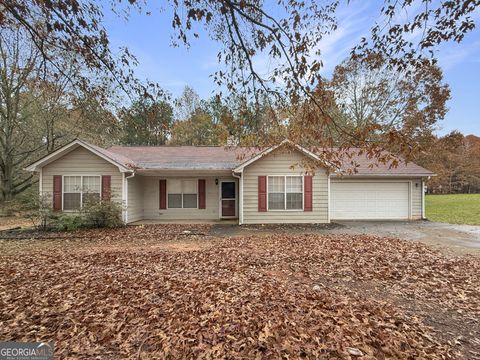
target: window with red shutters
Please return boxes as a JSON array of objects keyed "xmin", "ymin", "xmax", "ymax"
[
  {"xmin": 258, "ymin": 176, "xmax": 267, "ymax": 212},
  {"xmin": 53, "ymin": 175, "xmax": 62, "ymax": 211},
  {"xmin": 101, "ymin": 175, "xmax": 111, "ymax": 201},
  {"xmin": 198, "ymin": 179, "xmax": 206, "ymax": 209},
  {"xmin": 159, "ymin": 179, "xmax": 167, "ymax": 209},
  {"xmin": 304, "ymin": 175, "xmax": 313, "ymax": 211}
]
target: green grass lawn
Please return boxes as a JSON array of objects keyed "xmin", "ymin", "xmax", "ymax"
[{"xmin": 426, "ymin": 194, "xmax": 480, "ymax": 225}]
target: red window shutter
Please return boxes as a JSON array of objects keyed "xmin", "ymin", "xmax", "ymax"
[
  {"xmin": 101, "ymin": 175, "xmax": 111, "ymax": 201},
  {"xmin": 159, "ymin": 179, "xmax": 167, "ymax": 209},
  {"xmin": 198, "ymin": 179, "xmax": 206, "ymax": 209},
  {"xmin": 304, "ymin": 175, "xmax": 313, "ymax": 212},
  {"xmin": 53, "ymin": 175, "xmax": 62, "ymax": 211},
  {"xmin": 258, "ymin": 176, "xmax": 267, "ymax": 212}
]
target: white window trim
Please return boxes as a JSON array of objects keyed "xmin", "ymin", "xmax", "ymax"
[
  {"xmin": 62, "ymin": 175, "xmax": 102, "ymax": 212},
  {"xmin": 266, "ymin": 175, "xmax": 304, "ymax": 212},
  {"xmin": 166, "ymin": 179, "xmax": 199, "ymax": 210}
]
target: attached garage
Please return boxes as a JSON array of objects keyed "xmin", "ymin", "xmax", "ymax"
[{"xmin": 331, "ymin": 180, "xmax": 411, "ymax": 220}]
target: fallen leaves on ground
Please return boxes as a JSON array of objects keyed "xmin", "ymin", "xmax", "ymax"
[
  {"xmin": 0, "ymin": 225, "xmax": 479, "ymax": 359},
  {"xmin": 0, "ymin": 216, "xmax": 33, "ymax": 231}
]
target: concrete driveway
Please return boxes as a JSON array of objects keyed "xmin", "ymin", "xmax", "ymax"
[
  {"xmin": 330, "ymin": 221, "xmax": 480, "ymax": 255},
  {"xmin": 211, "ymin": 220, "xmax": 480, "ymax": 256}
]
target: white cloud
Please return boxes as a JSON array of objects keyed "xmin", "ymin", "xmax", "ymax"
[
  {"xmin": 316, "ymin": 1, "xmax": 375, "ymax": 74},
  {"xmin": 438, "ymin": 40, "xmax": 480, "ymax": 70},
  {"xmin": 159, "ymin": 80, "xmax": 188, "ymax": 88}
]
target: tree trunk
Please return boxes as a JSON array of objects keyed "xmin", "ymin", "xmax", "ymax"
[{"xmin": 0, "ymin": 157, "xmax": 14, "ymax": 202}]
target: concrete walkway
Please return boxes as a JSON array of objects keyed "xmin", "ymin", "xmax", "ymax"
[{"xmin": 130, "ymin": 219, "xmax": 238, "ymax": 225}]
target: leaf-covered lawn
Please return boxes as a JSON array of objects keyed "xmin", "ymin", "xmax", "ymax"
[
  {"xmin": 426, "ymin": 194, "xmax": 480, "ymax": 225},
  {"xmin": 1, "ymin": 225, "xmax": 479, "ymax": 359},
  {"xmin": 0, "ymin": 216, "xmax": 32, "ymax": 231}
]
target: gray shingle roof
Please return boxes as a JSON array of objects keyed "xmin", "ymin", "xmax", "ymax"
[
  {"xmin": 106, "ymin": 144, "xmax": 434, "ymax": 176},
  {"xmin": 107, "ymin": 146, "xmax": 258, "ymax": 170}
]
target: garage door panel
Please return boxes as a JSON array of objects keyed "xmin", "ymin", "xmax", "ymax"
[{"xmin": 331, "ymin": 181, "xmax": 409, "ymax": 220}]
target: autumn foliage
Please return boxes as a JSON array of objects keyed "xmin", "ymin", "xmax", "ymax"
[{"xmin": 418, "ymin": 132, "xmax": 480, "ymax": 193}]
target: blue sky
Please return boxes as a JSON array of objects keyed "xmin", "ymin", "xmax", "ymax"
[{"xmin": 104, "ymin": 1, "xmax": 480, "ymax": 136}]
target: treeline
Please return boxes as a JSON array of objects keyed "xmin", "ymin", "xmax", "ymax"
[
  {"xmin": 417, "ymin": 132, "xmax": 480, "ymax": 194},
  {"xmin": 118, "ymin": 87, "xmax": 277, "ymax": 147}
]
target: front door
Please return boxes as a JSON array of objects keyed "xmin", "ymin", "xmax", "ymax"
[{"xmin": 221, "ymin": 181, "xmax": 236, "ymax": 217}]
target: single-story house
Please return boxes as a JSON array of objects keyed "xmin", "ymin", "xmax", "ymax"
[{"xmin": 25, "ymin": 139, "xmax": 434, "ymax": 224}]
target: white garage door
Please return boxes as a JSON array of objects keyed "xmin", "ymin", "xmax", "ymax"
[{"xmin": 331, "ymin": 181, "xmax": 410, "ymax": 220}]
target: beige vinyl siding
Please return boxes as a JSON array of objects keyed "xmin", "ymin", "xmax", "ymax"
[
  {"xmin": 411, "ymin": 178, "xmax": 423, "ymax": 219},
  {"xmin": 242, "ymin": 148, "xmax": 329, "ymax": 224},
  {"xmin": 127, "ymin": 175, "xmax": 143, "ymax": 223},
  {"xmin": 142, "ymin": 176, "xmax": 232, "ymax": 220},
  {"xmin": 42, "ymin": 145, "xmax": 123, "ymax": 207}
]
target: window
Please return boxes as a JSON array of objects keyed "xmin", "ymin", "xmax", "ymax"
[
  {"xmin": 268, "ymin": 176, "xmax": 303, "ymax": 210},
  {"xmin": 167, "ymin": 180, "xmax": 182, "ymax": 208},
  {"xmin": 63, "ymin": 175, "xmax": 101, "ymax": 210},
  {"xmin": 82, "ymin": 176, "xmax": 101, "ymax": 204},
  {"xmin": 286, "ymin": 176, "xmax": 303, "ymax": 210},
  {"xmin": 268, "ymin": 176, "xmax": 285, "ymax": 210},
  {"xmin": 167, "ymin": 179, "xmax": 197, "ymax": 208},
  {"xmin": 64, "ymin": 176, "xmax": 81, "ymax": 210}
]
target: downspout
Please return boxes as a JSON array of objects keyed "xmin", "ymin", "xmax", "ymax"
[
  {"xmin": 232, "ymin": 170, "xmax": 243, "ymax": 225},
  {"xmin": 124, "ymin": 171, "xmax": 136, "ymax": 224}
]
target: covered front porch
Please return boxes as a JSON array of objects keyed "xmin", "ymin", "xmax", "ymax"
[
  {"xmin": 124, "ymin": 170, "xmax": 239, "ymax": 224},
  {"xmin": 128, "ymin": 219, "xmax": 238, "ymax": 225}
]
